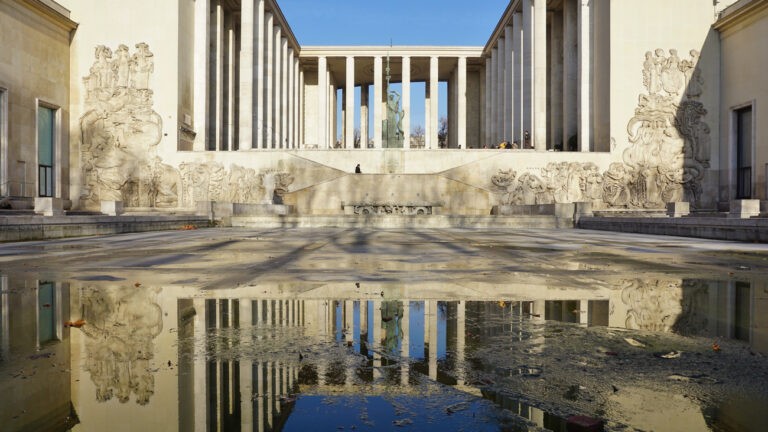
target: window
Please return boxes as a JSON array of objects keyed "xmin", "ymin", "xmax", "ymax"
[
  {"xmin": 736, "ymin": 106, "xmax": 753, "ymax": 199},
  {"xmin": 37, "ymin": 105, "xmax": 56, "ymax": 197}
]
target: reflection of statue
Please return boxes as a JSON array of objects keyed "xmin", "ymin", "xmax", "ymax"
[
  {"xmin": 380, "ymin": 301, "xmax": 403, "ymax": 354},
  {"xmin": 383, "ymin": 91, "xmax": 404, "ymax": 148}
]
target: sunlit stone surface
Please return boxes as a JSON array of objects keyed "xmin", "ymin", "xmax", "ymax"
[{"xmin": 1, "ymin": 228, "xmax": 768, "ymax": 431}]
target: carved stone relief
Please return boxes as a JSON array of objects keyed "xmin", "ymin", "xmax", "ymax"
[
  {"xmin": 620, "ymin": 279, "xmax": 684, "ymax": 332},
  {"xmin": 178, "ymin": 162, "xmax": 293, "ymax": 206},
  {"xmin": 78, "ymin": 285, "xmax": 163, "ymax": 405},
  {"xmin": 80, "ymin": 43, "xmax": 179, "ymax": 209},
  {"xmin": 491, "ymin": 49, "xmax": 710, "ymax": 210}
]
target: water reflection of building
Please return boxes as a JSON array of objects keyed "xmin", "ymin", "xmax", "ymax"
[{"xmin": 0, "ymin": 276, "xmax": 72, "ymax": 432}]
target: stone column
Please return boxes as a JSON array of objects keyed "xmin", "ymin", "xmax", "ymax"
[
  {"xmin": 317, "ymin": 56, "xmax": 328, "ymax": 149},
  {"xmin": 496, "ymin": 38, "xmax": 505, "ymax": 144},
  {"xmin": 504, "ymin": 26, "xmax": 514, "ymax": 144},
  {"xmin": 425, "ymin": 70, "xmax": 432, "ymax": 149},
  {"xmin": 294, "ymin": 58, "xmax": 300, "ymax": 148},
  {"xmin": 563, "ymin": 0, "xmax": 577, "ymax": 151},
  {"xmin": 578, "ymin": 0, "xmax": 591, "ymax": 152},
  {"xmin": 273, "ymin": 27, "xmax": 282, "ymax": 149},
  {"xmin": 299, "ymin": 67, "xmax": 304, "ymax": 148},
  {"xmin": 522, "ymin": 0, "xmax": 533, "ymax": 148},
  {"xmin": 429, "ymin": 56, "xmax": 439, "ymax": 149},
  {"xmin": 360, "ymin": 85, "xmax": 369, "ymax": 148},
  {"xmin": 239, "ymin": 0, "xmax": 255, "ymax": 150},
  {"xmin": 280, "ymin": 38, "xmax": 288, "ymax": 149},
  {"xmin": 214, "ymin": 3, "xmax": 225, "ymax": 150},
  {"xmin": 533, "ymin": 0, "xmax": 547, "ymax": 152},
  {"xmin": 287, "ymin": 48, "xmax": 294, "ymax": 149},
  {"xmin": 373, "ymin": 56, "xmax": 383, "ymax": 149},
  {"xmin": 490, "ymin": 48, "xmax": 497, "ymax": 145},
  {"xmin": 484, "ymin": 57, "xmax": 492, "ymax": 147},
  {"xmin": 457, "ymin": 56, "xmax": 467, "ymax": 149},
  {"xmin": 264, "ymin": 13, "xmax": 274, "ymax": 148},
  {"xmin": 550, "ymin": 10, "xmax": 564, "ymax": 150},
  {"xmin": 402, "ymin": 56, "xmax": 411, "ymax": 149},
  {"xmin": 345, "ymin": 56, "xmax": 355, "ymax": 149},
  {"xmin": 512, "ymin": 12, "xmax": 523, "ymax": 145},
  {"xmin": 193, "ymin": 0, "xmax": 210, "ymax": 151},
  {"xmin": 226, "ymin": 17, "xmax": 235, "ymax": 151},
  {"xmin": 255, "ymin": 0, "xmax": 265, "ymax": 149}
]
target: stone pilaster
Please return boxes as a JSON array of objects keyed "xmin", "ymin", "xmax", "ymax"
[
  {"xmin": 533, "ymin": 0, "xmax": 547, "ymax": 152},
  {"xmin": 345, "ymin": 56, "xmax": 355, "ymax": 149}
]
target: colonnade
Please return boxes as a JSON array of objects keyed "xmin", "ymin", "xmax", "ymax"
[
  {"xmin": 194, "ymin": 0, "xmax": 303, "ymax": 151},
  {"xmin": 305, "ymin": 49, "xmax": 478, "ymax": 150},
  {"xmin": 485, "ymin": 0, "xmax": 592, "ymax": 151}
]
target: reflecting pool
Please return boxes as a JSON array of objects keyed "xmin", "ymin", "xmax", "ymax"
[{"xmin": 1, "ymin": 275, "xmax": 767, "ymax": 431}]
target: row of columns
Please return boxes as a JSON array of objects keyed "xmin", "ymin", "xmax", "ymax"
[
  {"xmin": 314, "ymin": 56, "xmax": 467, "ymax": 150},
  {"xmin": 485, "ymin": 0, "xmax": 591, "ymax": 151},
  {"xmin": 194, "ymin": 0, "xmax": 303, "ymax": 151}
]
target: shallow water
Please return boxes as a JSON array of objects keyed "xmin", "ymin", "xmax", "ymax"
[
  {"xmin": 2, "ymin": 228, "xmax": 768, "ymax": 431},
  {"xmin": 1, "ymin": 275, "xmax": 767, "ymax": 431}
]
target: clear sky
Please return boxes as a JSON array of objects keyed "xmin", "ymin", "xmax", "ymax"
[
  {"xmin": 280, "ymin": 0, "xmax": 510, "ymax": 46},
  {"xmin": 279, "ymin": 0, "xmax": 510, "ymax": 138}
]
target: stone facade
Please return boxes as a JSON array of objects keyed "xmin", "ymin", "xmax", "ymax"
[{"xmin": 3, "ymin": 0, "xmax": 762, "ymax": 216}]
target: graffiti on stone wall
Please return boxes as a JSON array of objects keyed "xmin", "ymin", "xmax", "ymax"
[
  {"xmin": 77, "ymin": 285, "xmax": 163, "ymax": 405},
  {"xmin": 179, "ymin": 161, "xmax": 294, "ymax": 206},
  {"xmin": 80, "ymin": 43, "xmax": 180, "ymax": 209},
  {"xmin": 491, "ymin": 49, "xmax": 710, "ymax": 209}
]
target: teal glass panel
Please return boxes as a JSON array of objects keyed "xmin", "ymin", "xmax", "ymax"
[
  {"xmin": 38, "ymin": 282, "xmax": 55, "ymax": 344},
  {"xmin": 37, "ymin": 107, "xmax": 54, "ymax": 166}
]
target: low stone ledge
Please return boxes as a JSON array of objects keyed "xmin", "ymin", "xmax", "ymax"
[
  {"xmin": 34, "ymin": 197, "xmax": 64, "ymax": 216},
  {"xmin": 666, "ymin": 201, "xmax": 690, "ymax": 218},
  {"xmin": 342, "ymin": 203, "xmax": 440, "ymax": 216},
  {"xmin": 100, "ymin": 200, "xmax": 124, "ymax": 216}
]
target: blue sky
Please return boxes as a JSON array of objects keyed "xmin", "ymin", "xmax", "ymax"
[
  {"xmin": 279, "ymin": 0, "xmax": 509, "ymax": 137},
  {"xmin": 280, "ymin": 0, "xmax": 509, "ymax": 46}
]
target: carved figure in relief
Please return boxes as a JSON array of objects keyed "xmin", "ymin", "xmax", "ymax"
[
  {"xmin": 602, "ymin": 163, "xmax": 632, "ymax": 207},
  {"xmin": 661, "ymin": 49, "xmax": 686, "ymax": 96},
  {"xmin": 114, "ymin": 44, "xmax": 131, "ymax": 88},
  {"xmin": 259, "ymin": 170, "xmax": 294, "ymax": 205},
  {"xmin": 130, "ymin": 43, "xmax": 154, "ymax": 90},
  {"xmin": 491, "ymin": 169, "xmax": 517, "ymax": 205}
]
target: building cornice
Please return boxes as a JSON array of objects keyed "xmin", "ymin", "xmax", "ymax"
[
  {"xmin": 299, "ymin": 46, "xmax": 484, "ymax": 59},
  {"xmin": 20, "ymin": 0, "xmax": 78, "ymax": 33},
  {"xmin": 714, "ymin": 0, "xmax": 768, "ymax": 33},
  {"xmin": 268, "ymin": 0, "xmax": 300, "ymax": 53},
  {"xmin": 483, "ymin": 0, "xmax": 521, "ymax": 57}
]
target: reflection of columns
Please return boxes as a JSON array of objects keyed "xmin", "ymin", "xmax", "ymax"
[
  {"xmin": 578, "ymin": 0, "xmax": 591, "ymax": 152},
  {"xmin": 484, "ymin": 57, "xmax": 492, "ymax": 146},
  {"xmin": 456, "ymin": 301, "xmax": 466, "ymax": 385},
  {"xmin": 550, "ymin": 10, "xmax": 564, "ymax": 150},
  {"xmin": 400, "ymin": 300, "xmax": 410, "ymax": 386},
  {"xmin": 193, "ymin": 298, "xmax": 207, "ymax": 432},
  {"xmin": 402, "ymin": 56, "xmax": 411, "ymax": 149},
  {"xmin": 345, "ymin": 56, "xmax": 355, "ymax": 149},
  {"xmin": 257, "ymin": 362, "xmax": 264, "ymax": 432},
  {"xmin": 533, "ymin": 0, "xmax": 547, "ymax": 151},
  {"xmin": 240, "ymin": 300, "xmax": 253, "ymax": 432},
  {"xmin": 429, "ymin": 56, "xmax": 439, "ymax": 149},
  {"xmin": 427, "ymin": 300, "xmax": 438, "ymax": 380},
  {"xmin": 372, "ymin": 300, "xmax": 382, "ymax": 379},
  {"xmin": 345, "ymin": 300, "xmax": 354, "ymax": 339},
  {"xmin": 317, "ymin": 56, "xmax": 328, "ymax": 149},
  {"xmin": 373, "ymin": 56, "xmax": 383, "ymax": 149},
  {"xmin": 264, "ymin": 13, "xmax": 274, "ymax": 148},
  {"xmin": 457, "ymin": 57, "xmax": 467, "ymax": 149},
  {"xmin": 266, "ymin": 362, "xmax": 274, "ymax": 426},
  {"xmin": 512, "ymin": 12, "xmax": 523, "ymax": 144},
  {"xmin": 522, "ymin": 0, "xmax": 533, "ymax": 147},
  {"xmin": 579, "ymin": 300, "xmax": 589, "ymax": 325},
  {"xmin": 504, "ymin": 26, "xmax": 514, "ymax": 143},
  {"xmin": 563, "ymin": 0, "xmax": 577, "ymax": 150},
  {"xmin": 360, "ymin": 86, "xmax": 369, "ymax": 148}
]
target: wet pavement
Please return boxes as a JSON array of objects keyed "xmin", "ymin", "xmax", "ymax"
[{"xmin": 0, "ymin": 227, "xmax": 767, "ymax": 431}]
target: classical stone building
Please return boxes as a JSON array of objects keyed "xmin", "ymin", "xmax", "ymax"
[{"xmin": 1, "ymin": 0, "xmax": 764, "ymax": 216}]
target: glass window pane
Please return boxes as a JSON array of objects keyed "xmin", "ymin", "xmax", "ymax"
[{"xmin": 37, "ymin": 107, "xmax": 54, "ymax": 166}]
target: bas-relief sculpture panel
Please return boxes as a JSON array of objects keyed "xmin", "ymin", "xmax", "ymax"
[
  {"xmin": 78, "ymin": 43, "xmax": 293, "ymax": 209},
  {"xmin": 492, "ymin": 49, "xmax": 711, "ymax": 210}
]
